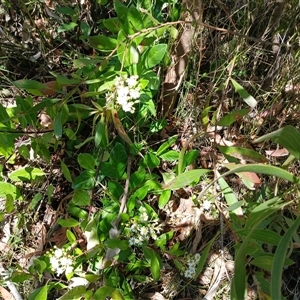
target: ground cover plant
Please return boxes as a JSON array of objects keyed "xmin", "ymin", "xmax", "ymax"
[{"xmin": 1, "ymin": 0, "xmax": 300, "ymax": 299}]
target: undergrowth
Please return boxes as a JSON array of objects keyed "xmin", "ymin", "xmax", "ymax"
[{"xmin": 1, "ymin": 1, "xmax": 300, "ymax": 300}]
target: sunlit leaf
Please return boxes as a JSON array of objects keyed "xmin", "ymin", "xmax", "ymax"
[
  {"xmin": 231, "ymin": 78, "xmax": 257, "ymax": 108},
  {"xmin": 8, "ymin": 167, "xmax": 45, "ymax": 182}
]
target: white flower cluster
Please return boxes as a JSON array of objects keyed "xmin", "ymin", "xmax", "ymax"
[
  {"xmin": 183, "ymin": 253, "xmax": 201, "ymax": 279},
  {"xmin": 47, "ymin": 246, "xmax": 74, "ymax": 276},
  {"xmin": 128, "ymin": 207, "xmax": 161, "ymax": 246},
  {"xmin": 106, "ymin": 75, "xmax": 141, "ymax": 113}
]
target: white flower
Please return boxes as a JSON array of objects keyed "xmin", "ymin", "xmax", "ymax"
[
  {"xmin": 139, "ymin": 226, "xmax": 148, "ymax": 236},
  {"xmin": 194, "ymin": 253, "xmax": 201, "ymax": 262},
  {"xmin": 140, "ymin": 212, "xmax": 149, "ymax": 222},
  {"xmin": 131, "ymin": 223, "xmax": 138, "ymax": 233},
  {"xmin": 202, "ymin": 200, "xmax": 211, "ymax": 211},
  {"xmin": 126, "ymin": 76, "xmax": 138, "ymax": 87},
  {"xmin": 116, "ymin": 86, "xmax": 129, "ymax": 97},
  {"xmin": 121, "ymin": 100, "xmax": 135, "ymax": 113},
  {"xmin": 129, "ymin": 88, "xmax": 140, "ymax": 99},
  {"xmin": 49, "ymin": 257, "xmax": 60, "ymax": 270},
  {"xmin": 54, "ymin": 248, "xmax": 63, "ymax": 258},
  {"xmin": 184, "ymin": 268, "xmax": 195, "ymax": 279},
  {"xmin": 60, "ymin": 257, "xmax": 73, "ymax": 268}
]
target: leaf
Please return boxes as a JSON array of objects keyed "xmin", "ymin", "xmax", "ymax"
[
  {"xmin": 142, "ymin": 153, "xmax": 160, "ymax": 168},
  {"xmin": 218, "ymin": 176, "xmax": 243, "ymax": 216},
  {"xmin": 237, "ymin": 229, "xmax": 281, "ymax": 245},
  {"xmin": 61, "ymin": 161, "xmax": 73, "ymax": 182},
  {"xmin": 89, "ymin": 36, "xmax": 118, "ymax": 51},
  {"xmin": 222, "ymin": 164, "xmax": 300, "ymax": 185},
  {"xmin": 58, "ymin": 22, "xmax": 78, "ymax": 33},
  {"xmin": 142, "ymin": 246, "xmax": 162, "ymax": 281},
  {"xmin": 124, "ymin": 5, "xmax": 143, "ymax": 34},
  {"xmin": 271, "ymin": 217, "xmax": 300, "ymax": 299},
  {"xmin": 0, "ymin": 103, "xmax": 12, "ymax": 128},
  {"xmin": 103, "ymin": 17, "xmax": 123, "ymax": 33},
  {"xmin": 231, "ymin": 78, "xmax": 257, "ymax": 108},
  {"xmin": 71, "ymin": 189, "xmax": 91, "ymax": 206},
  {"xmin": 231, "ymin": 198, "xmax": 289, "ymax": 300},
  {"xmin": 144, "ymin": 44, "xmax": 168, "ymax": 69},
  {"xmin": 94, "ymin": 286, "xmax": 116, "ymax": 300},
  {"xmin": 254, "ymin": 125, "xmax": 300, "ymax": 160},
  {"xmin": 159, "ymin": 150, "xmax": 179, "ymax": 161},
  {"xmin": 57, "ymin": 286, "xmax": 86, "ymax": 300},
  {"xmin": 165, "ymin": 169, "xmax": 211, "ymax": 190},
  {"xmin": 217, "ymin": 108, "xmax": 250, "ymax": 126},
  {"xmin": 157, "ymin": 136, "xmax": 178, "ymax": 156},
  {"xmin": 34, "ymin": 284, "xmax": 48, "ymax": 300},
  {"xmin": 78, "ymin": 153, "xmax": 96, "ymax": 170},
  {"xmin": 72, "ymin": 170, "xmax": 95, "ymax": 189},
  {"xmin": 14, "ymin": 79, "xmax": 47, "ymax": 95},
  {"xmin": 8, "ymin": 167, "xmax": 45, "ymax": 182},
  {"xmin": 106, "ymin": 239, "xmax": 128, "ymax": 250},
  {"xmin": 218, "ymin": 145, "xmax": 267, "ymax": 163},
  {"xmin": 158, "ymin": 189, "xmax": 171, "ymax": 209},
  {"xmin": 195, "ymin": 235, "xmax": 217, "ymax": 277},
  {"xmin": 224, "ymin": 163, "xmax": 261, "ymax": 189},
  {"xmin": 0, "ymin": 182, "xmax": 21, "ymax": 200},
  {"xmin": 58, "ymin": 218, "xmax": 80, "ymax": 227}
]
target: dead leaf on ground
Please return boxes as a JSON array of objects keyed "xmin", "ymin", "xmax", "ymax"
[
  {"xmin": 265, "ymin": 148, "xmax": 289, "ymax": 157},
  {"xmin": 0, "ymin": 286, "xmax": 14, "ymax": 300}
]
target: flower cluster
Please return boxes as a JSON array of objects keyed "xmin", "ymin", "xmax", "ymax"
[
  {"xmin": 183, "ymin": 253, "xmax": 201, "ymax": 279},
  {"xmin": 46, "ymin": 246, "xmax": 74, "ymax": 276},
  {"xmin": 106, "ymin": 75, "xmax": 141, "ymax": 113},
  {"xmin": 127, "ymin": 207, "xmax": 161, "ymax": 246}
]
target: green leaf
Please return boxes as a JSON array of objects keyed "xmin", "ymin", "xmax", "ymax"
[
  {"xmin": 29, "ymin": 193, "xmax": 43, "ymax": 210},
  {"xmin": 58, "ymin": 218, "xmax": 80, "ymax": 227},
  {"xmin": 114, "ymin": 0, "xmax": 128, "ymax": 23},
  {"xmin": 110, "ymin": 142, "xmax": 128, "ymax": 166},
  {"xmin": 143, "ymin": 44, "xmax": 168, "ymax": 68},
  {"xmin": 237, "ymin": 229, "xmax": 281, "ymax": 245},
  {"xmin": 158, "ymin": 189, "xmax": 171, "ymax": 209},
  {"xmin": 0, "ymin": 133, "xmax": 16, "ymax": 158},
  {"xmin": 142, "ymin": 246, "xmax": 162, "ymax": 281},
  {"xmin": 8, "ymin": 167, "xmax": 45, "ymax": 182},
  {"xmin": 61, "ymin": 161, "xmax": 73, "ymax": 183},
  {"xmin": 142, "ymin": 153, "xmax": 160, "ymax": 168},
  {"xmin": 271, "ymin": 217, "xmax": 300, "ymax": 299},
  {"xmin": 231, "ymin": 198, "xmax": 288, "ymax": 300},
  {"xmin": 218, "ymin": 176, "xmax": 243, "ymax": 216},
  {"xmin": 166, "ymin": 169, "xmax": 211, "ymax": 190},
  {"xmin": 89, "ymin": 36, "xmax": 118, "ymax": 51},
  {"xmin": 222, "ymin": 164, "xmax": 300, "ymax": 185},
  {"xmin": 124, "ymin": 5, "xmax": 143, "ymax": 34},
  {"xmin": 72, "ymin": 170, "xmax": 95, "ymax": 189},
  {"xmin": 106, "ymin": 239, "xmax": 128, "ymax": 250},
  {"xmin": 18, "ymin": 145, "xmax": 30, "ymax": 159},
  {"xmin": 5, "ymin": 194, "xmax": 14, "ymax": 213},
  {"xmin": 66, "ymin": 229, "xmax": 77, "ymax": 243},
  {"xmin": 231, "ymin": 78, "xmax": 257, "ymax": 108},
  {"xmin": 0, "ymin": 103, "xmax": 12, "ymax": 128},
  {"xmin": 34, "ymin": 284, "xmax": 48, "ymax": 300},
  {"xmin": 218, "ymin": 145, "xmax": 267, "ymax": 163},
  {"xmin": 217, "ymin": 109, "xmax": 250, "ymax": 126},
  {"xmin": 56, "ymin": 6, "xmax": 76, "ymax": 16},
  {"xmin": 13, "ymin": 79, "xmax": 47, "ymax": 95},
  {"xmin": 103, "ymin": 17, "xmax": 123, "ymax": 33},
  {"xmin": 95, "ymin": 119, "xmax": 108, "ymax": 148},
  {"xmin": 159, "ymin": 150, "xmax": 179, "ymax": 161},
  {"xmin": 184, "ymin": 150, "xmax": 199, "ymax": 166},
  {"xmin": 58, "ymin": 22, "xmax": 78, "ymax": 33},
  {"xmin": 71, "ymin": 189, "xmax": 91, "ymax": 206},
  {"xmin": 254, "ymin": 125, "xmax": 300, "ymax": 160},
  {"xmin": 57, "ymin": 286, "xmax": 86, "ymax": 300},
  {"xmin": 195, "ymin": 235, "xmax": 217, "ymax": 277},
  {"xmin": 11, "ymin": 273, "xmax": 32, "ymax": 283},
  {"xmin": 78, "ymin": 153, "xmax": 96, "ymax": 170},
  {"xmin": 94, "ymin": 286, "xmax": 116, "ymax": 300},
  {"xmin": 108, "ymin": 181, "xmax": 124, "ymax": 200}
]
